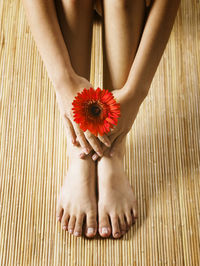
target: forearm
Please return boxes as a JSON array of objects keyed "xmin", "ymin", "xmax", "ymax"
[
  {"xmin": 22, "ymin": 0, "xmax": 76, "ymax": 91},
  {"xmin": 124, "ymin": 0, "xmax": 180, "ymax": 101}
]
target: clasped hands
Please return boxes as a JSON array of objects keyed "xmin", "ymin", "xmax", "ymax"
[{"xmin": 56, "ymin": 75, "xmax": 142, "ymax": 161}]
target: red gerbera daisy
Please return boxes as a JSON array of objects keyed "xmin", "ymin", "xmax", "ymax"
[{"xmin": 72, "ymin": 87, "xmax": 120, "ymax": 136}]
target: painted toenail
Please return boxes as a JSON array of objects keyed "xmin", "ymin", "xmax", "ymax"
[
  {"xmin": 87, "ymin": 228, "xmax": 94, "ymax": 235},
  {"xmin": 69, "ymin": 229, "xmax": 73, "ymax": 234},
  {"xmin": 102, "ymin": 227, "xmax": 108, "ymax": 234},
  {"xmin": 74, "ymin": 231, "xmax": 80, "ymax": 236}
]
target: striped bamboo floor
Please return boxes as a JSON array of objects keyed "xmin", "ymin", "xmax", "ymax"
[{"xmin": 0, "ymin": 0, "xmax": 199, "ymax": 265}]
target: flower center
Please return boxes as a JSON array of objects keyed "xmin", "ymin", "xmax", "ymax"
[{"xmin": 89, "ymin": 103, "xmax": 102, "ymax": 117}]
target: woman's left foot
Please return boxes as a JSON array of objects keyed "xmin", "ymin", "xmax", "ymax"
[{"xmin": 97, "ymin": 138, "xmax": 138, "ymax": 238}]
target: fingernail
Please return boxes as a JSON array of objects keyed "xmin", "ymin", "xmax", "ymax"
[
  {"xmin": 63, "ymin": 225, "xmax": 67, "ymax": 230},
  {"xmin": 74, "ymin": 231, "xmax": 80, "ymax": 236},
  {"xmin": 106, "ymin": 142, "xmax": 111, "ymax": 147},
  {"xmin": 69, "ymin": 229, "xmax": 73, "ymax": 234},
  {"xmin": 57, "ymin": 216, "xmax": 60, "ymax": 222},
  {"xmin": 80, "ymin": 153, "xmax": 85, "ymax": 158},
  {"xmin": 110, "ymin": 152, "xmax": 114, "ymax": 157},
  {"xmin": 87, "ymin": 228, "xmax": 94, "ymax": 235},
  {"xmin": 102, "ymin": 227, "xmax": 108, "ymax": 234},
  {"xmin": 92, "ymin": 154, "xmax": 98, "ymax": 161},
  {"xmin": 84, "ymin": 148, "xmax": 89, "ymax": 154},
  {"xmin": 97, "ymin": 151, "xmax": 103, "ymax": 157}
]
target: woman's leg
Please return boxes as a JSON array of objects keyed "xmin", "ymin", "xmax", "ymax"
[
  {"xmin": 97, "ymin": 0, "xmax": 147, "ymax": 238},
  {"xmin": 55, "ymin": 0, "xmax": 94, "ymax": 79},
  {"xmin": 55, "ymin": 0, "xmax": 98, "ymax": 238}
]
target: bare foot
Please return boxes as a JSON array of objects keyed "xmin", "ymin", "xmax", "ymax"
[
  {"xmin": 56, "ymin": 140, "xmax": 97, "ymax": 238},
  {"xmin": 97, "ymin": 137, "xmax": 138, "ymax": 238}
]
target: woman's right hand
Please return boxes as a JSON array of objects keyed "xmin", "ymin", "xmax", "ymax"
[{"xmin": 55, "ymin": 74, "xmax": 111, "ymax": 158}]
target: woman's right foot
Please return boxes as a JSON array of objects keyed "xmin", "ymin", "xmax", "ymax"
[{"xmin": 56, "ymin": 140, "xmax": 97, "ymax": 238}]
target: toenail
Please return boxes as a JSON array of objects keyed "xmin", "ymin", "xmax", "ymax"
[
  {"xmin": 69, "ymin": 229, "xmax": 73, "ymax": 234},
  {"xmin": 87, "ymin": 228, "xmax": 95, "ymax": 235},
  {"xmin": 121, "ymin": 230, "xmax": 126, "ymax": 235},
  {"xmin": 63, "ymin": 225, "xmax": 67, "ymax": 230},
  {"xmin": 114, "ymin": 232, "xmax": 120, "ymax": 238},
  {"xmin": 74, "ymin": 231, "xmax": 80, "ymax": 236},
  {"xmin": 102, "ymin": 227, "xmax": 108, "ymax": 234}
]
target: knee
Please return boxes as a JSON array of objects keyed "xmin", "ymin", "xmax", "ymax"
[
  {"xmin": 61, "ymin": 0, "xmax": 92, "ymax": 6},
  {"xmin": 107, "ymin": 0, "xmax": 132, "ymax": 10}
]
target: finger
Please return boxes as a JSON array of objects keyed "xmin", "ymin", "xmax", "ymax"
[
  {"xmin": 92, "ymin": 134, "xmax": 117, "ymax": 161},
  {"xmin": 85, "ymin": 131, "xmax": 103, "ymax": 157},
  {"xmin": 110, "ymin": 133, "xmax": 126, "ymax": 157},
  {"xmin": 72, "ymin": 122, "xmax": 92, "ymax": 155},
  {"xmin": 63, "ymin": 116, "xmax": 77, "ymax": 145},
  {"xmin": 97, "ymin": 134, "xmax": 111, "ymax": 148}
]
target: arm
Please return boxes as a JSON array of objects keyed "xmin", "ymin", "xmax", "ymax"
[
  {"xmin": 22, "ymin": 0, "xmax": 111, "ymax": 157},
  {"xmin": 124, "ymin": 0, "xmax": 181, "ymax": 100},
  {"xmin": 22, "ymin": 0, "xmax": 75, "ymax": 90},
  {"xmin": 92, "ymin": 0, "xmax": 181, "ymax": 159}
]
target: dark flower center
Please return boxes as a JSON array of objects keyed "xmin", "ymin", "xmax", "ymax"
[{"xmin": 89, "ymin": 103, "xmax": 102, "ymax": 117}]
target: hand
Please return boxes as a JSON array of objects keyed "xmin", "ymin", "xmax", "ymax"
[
  {"xmin": 88, "ymin": 86, "xmax": 146, "ymax": 160},
  {"xmin": 55, "ymin": 74, "xmax": 111, "ymax": 157}
]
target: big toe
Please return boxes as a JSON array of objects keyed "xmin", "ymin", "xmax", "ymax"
[
  {"xmin": 85, "ymin": 211, "xmax": 97, "ymax": 238},
  {"xmin": 98, "ymin": 212, "xmax": 111, "ymax": 238}
]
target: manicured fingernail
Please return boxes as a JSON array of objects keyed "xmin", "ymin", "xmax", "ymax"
[
  {"xmin": 92, "ymin": 154, "xmax": 98, "ymax": 161},
  {"xmin": 63, "ymin": 225, "xmax": 67, "ymax": 230},
  {"xmin": 69, "ymin": 229, "xmax": 73, "ymax": 234},
  {"xmin": 84, "ymin": 148, "xmax": 89, "ymax": 154},
  {"xmin": 102, "ymin": 227, "xmax": 108, "ymax": 234},
  {"xmin": 87, "ymin": 228, "xmax": 94, "ymax": 235},
  {"xmin": 74, "ymin": 231, "xmax": 80, "ymax": 236}
]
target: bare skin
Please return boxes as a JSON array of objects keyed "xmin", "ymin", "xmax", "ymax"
[
  {"xmin": 56, "ymin": 140, "xmax": 97, "ymax": 238},
  {"xmin": 23, "ymin": 0, "xmax": 180, "ymax": 238},
  {"xmin": 98, "ymin": 138, "xmax": 138, "ymax": 238}
]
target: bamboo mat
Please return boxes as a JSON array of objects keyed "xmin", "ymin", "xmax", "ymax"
[{"xmin": 0, "ymin": 0, "xmax": 200, "ymax": 265}]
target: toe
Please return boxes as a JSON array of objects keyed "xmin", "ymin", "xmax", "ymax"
[
  {"xmin": 56, "ymin": 204, "xmax": 63, "ymax": 222},
  {"xmin": 119, "ymin": 214, "xmax": 127, "ymax": 235},
  {"xmin": 68, "ymin": 215, "xmax": 76, "ymax": 234},
  {"xmin": 125, "ymin": 211, "xmax": 133, "ymax": 228},
  {"xmin": 110, "ymin": 214, "xmax": 121, "ymax": 239},
  {"xmin": 132, "ymin": 203, "xmax": 138, "ymax": 219},
  {"xmin": 73, "ymin": 213, "xmax": 85, "ymax": 237},
  {"xmin": 61, "ymin": 211, "xmax": 70, "ymax": 230},
  {"xmin": 85, "ymin": 211, "xmax": 97, "ymax": 238},
  {"xmin": 98, "ymin": 213, "xmax": 111, "ymax": 238}
]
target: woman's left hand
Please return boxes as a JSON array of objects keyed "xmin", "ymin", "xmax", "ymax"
[{"xmin": 81, "ymin": 86, "xmax": 147, "ymax": 160}]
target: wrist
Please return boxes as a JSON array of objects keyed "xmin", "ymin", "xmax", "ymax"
[
  {"xmin": 53, "ymin": 70, "xmax": 79, "ymax": 95},
  {"xmin": 123, "ymin": 81, "xmax": 150, "ymax": 104}
]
